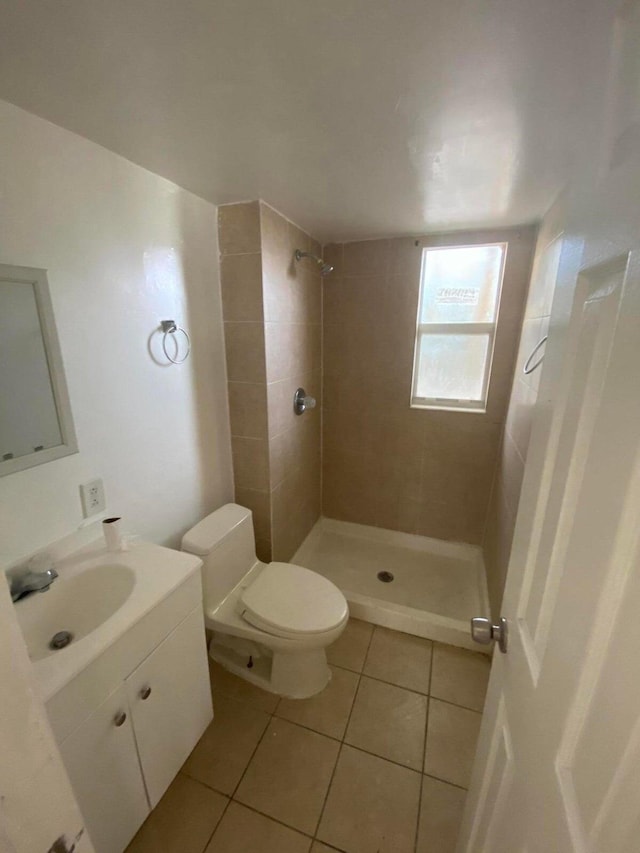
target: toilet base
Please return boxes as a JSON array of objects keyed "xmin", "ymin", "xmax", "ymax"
[{"xmin": 208, "ymin": 634, "xmax": 332, "ymax": 699}]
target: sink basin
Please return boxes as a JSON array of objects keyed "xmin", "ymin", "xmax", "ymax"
[
  {"xmin": 16, "ymin": 563, "xmax": 135, "ymax": 661},
  {"xmin": 6, "ymin": 534, "xmax": 203, "ymax": 702}
]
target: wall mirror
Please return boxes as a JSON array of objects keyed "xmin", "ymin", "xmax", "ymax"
[{"xmin": 0, "ymin": 264, "xmax": 78, "ymax": 476}]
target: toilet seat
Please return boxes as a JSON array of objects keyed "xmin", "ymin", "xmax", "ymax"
[{"xmin": 239, "ymin": 562, "xmax": 348, "ymax": 639}]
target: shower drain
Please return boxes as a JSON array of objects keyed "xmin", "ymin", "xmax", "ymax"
[
  {"xmin": 49, "ymin": 630, "xmax": 73, "ymax": 650},
  {"xmin": 377, "ymin": 571, "xmax": 394, "ymax": 583}
]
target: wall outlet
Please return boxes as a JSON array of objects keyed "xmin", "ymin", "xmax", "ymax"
[{"xmin": 80, "ymin": 478, "xmax": 106, "ymax": 518}]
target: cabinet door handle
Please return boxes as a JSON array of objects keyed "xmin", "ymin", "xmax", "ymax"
[
  {"xmin": 139, "ymin": 685, "xmax": 152, "ymax": 700},
  {"xmin": 114, "ymin": 710, "xmax": 127, "ymax": 727}
]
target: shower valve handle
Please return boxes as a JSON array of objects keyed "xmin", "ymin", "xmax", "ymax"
[{"xmin": 294, "ymin": 388, "xmax": 316, "ymax": 415}]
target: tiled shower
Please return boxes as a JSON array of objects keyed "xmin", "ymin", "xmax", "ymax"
[{"xmin": 219, "ymin": 200, "xmax": 546, "ymax": 633}]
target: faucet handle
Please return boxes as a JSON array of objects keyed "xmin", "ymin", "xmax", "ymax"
[{"xmin": 28, "ymin": 551, "xmax": 55, "ymax": 572}]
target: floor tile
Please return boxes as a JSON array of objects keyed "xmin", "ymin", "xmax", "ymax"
[
  {"xmin": 364, "ymin": 626, "xmax": 432, "ymax": 693},
  {"xmin": 209, "ymin": 658, "xmax": 279, "ymax": 713},
  {"xmin": 317, "ymin": 745, "xmax": 421, "ymax": 853},
  {"xmin": 345, "ymin": 676, "xmax": 427, "ymax": 770},
  {"xmin": 416, "ymin": 775, "xmax": 466, "ymax": 853},
  {"xmin": 275, "ymin": 666, "xmax": 359, "ymax": 739},
  {"xmin": 310, "ymin": 843, "xmax": 341, "ymax": 853},
  {"xmin": 424, "ymin": 699, "xmax": 481, "ymax": 789},
  {"xmin": 182, "ymin": 692, "xmax": 270, "ymax": 795},
  {"xmin": 126, "ymin": 774, "xmax": 227, "ymax": 853},
  {"xmin": 205, "ymin": 801, "xmax": 311, "ymax": 853},
  {"xmin": 326, "ymin": 618, "xmax": 373, "ymax": 672},
  {"xmin": 235, "ymin": 717, "xmax": 340, "ymax": 834},
  {"xmin": 431, "ymin": 643, "xmax": 491, "ymax": 712}
]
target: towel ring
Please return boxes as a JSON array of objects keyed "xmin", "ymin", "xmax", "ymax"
[
  {"xmin": 523, "ymin": 334, "xmax": 547, "ymax": 375},
  {"xmin": 160, "ymin": 320, "xmax": 191, "ymax": 364}
]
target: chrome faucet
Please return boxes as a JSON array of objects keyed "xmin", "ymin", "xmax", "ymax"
[{"xmin": 10, "ymin": 563, "xmax": 59, "ymax": 602}]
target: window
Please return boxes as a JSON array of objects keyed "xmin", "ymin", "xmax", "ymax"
[{"xmin": 411, "ymin": 242, "xmax": 507, "ymax": 412}]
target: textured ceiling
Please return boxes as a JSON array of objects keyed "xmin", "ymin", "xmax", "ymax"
[{"xmin": 0, "ymin": 0, "xmax": 613, "ymax": 241}]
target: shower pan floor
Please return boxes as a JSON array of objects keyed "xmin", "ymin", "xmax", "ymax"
[{"xmin": 294, "ymin": 517, "xmax": 490, "ymax": 652}]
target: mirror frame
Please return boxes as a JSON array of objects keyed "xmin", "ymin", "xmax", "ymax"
[{"xmin": 0, "ymin": 264, "xmax": 78, "ymax": 477}]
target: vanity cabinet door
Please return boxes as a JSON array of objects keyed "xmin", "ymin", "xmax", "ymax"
[
  {"xmin": 125, "ymin": 605, "xmax": 213, "ymax": 807},
  {"xmin": 59, "ymin": 683, "xmax": 149, "ymax": 853}
]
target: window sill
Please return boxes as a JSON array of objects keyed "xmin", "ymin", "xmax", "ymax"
[{"xmin": 410, "ymin": 402, "xmax": 488, "ymax": 414}]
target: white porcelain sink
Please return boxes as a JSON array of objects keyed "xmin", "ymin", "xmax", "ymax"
[
  {"xmin": 9, "ymin": 537, "xmax": 203, "ymax": 700},
  {"xmin": 16, "ymin": 563, "xmax": 135, "ymax": 661}
]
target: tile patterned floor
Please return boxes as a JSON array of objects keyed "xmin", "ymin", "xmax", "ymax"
[{"xmin": 126, "ymin": 619, "xmax": 490, "ymax": 853}]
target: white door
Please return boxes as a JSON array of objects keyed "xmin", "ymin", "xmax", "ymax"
[
  {"xmin": 458, "ymin": 6, "xmax": 640, "ymax": 850},
  {"xmin": 125, "ymin": 606, "xmax": 212, "ymax": 808}
]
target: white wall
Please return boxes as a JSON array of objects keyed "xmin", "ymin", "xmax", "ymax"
[{"xmin": 0, "ymin": 100, "xmax": 233, "ymax": 564}]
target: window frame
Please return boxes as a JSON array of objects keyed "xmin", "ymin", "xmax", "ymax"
[{"xmin": 410, "ymin": 241, "xmax": 508, "ymax": 413}]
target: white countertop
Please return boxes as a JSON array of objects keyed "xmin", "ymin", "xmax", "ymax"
[{"xmin": 14, "ymin": 538, "xmax": 202, "ymax": 701}]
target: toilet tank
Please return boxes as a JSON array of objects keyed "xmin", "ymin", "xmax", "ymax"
[{"xmin": 181, "ymin": 503, "xmax": 258, "ymax": 611}]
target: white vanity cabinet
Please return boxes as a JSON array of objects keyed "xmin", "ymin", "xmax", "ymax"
[
  {"xmin": 124, "ymin": 607, "xmax": 212, "ymax": 808},
  {"xmin": 58, "ymin": 683, "xmax": 149, "ymax": 853},
  {"xmin": 50, "ymin": 595, "xmax": 213, "ymax": 853}
]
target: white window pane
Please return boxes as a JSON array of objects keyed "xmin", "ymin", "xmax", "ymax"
[
  {"xmin": 415, "ymin": 333, "xmax": 490, "ymax": 402},
  {"xmin": 420, "ymin": 244, "xmax": 504, "ymax": 324}
]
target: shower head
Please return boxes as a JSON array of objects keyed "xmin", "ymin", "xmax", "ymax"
[{"xmin": 294, "ymin": 249, "xmax": 334, "ymax": 277}]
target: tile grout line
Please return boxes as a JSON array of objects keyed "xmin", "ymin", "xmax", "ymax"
[
  {"xmin": 331, "ymin": 660, "xmax": 485, "ymax": 714},
  {"xmin": 200, "ymin": 686, "xmax": 280, "ymax": 851},
  {"xmin": 414, "ymin": 641, "xmax": 435, "ymax": 853},
  {"xmin": 311, "ymin": 623, "xmax": 376, "ymax": 844},
  {"xmin": 201, "ymin": 629, "xmax": 479, "ymax": 849}
]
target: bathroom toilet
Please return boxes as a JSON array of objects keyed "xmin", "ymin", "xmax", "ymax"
[{"xmin": 182, "ymin": 503, "xmax": 349, "ymax": 698}]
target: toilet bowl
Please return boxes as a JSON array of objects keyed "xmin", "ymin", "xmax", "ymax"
[{"xmin": 182, "ymin": 503, "xmax": 348, "ymax": 698}]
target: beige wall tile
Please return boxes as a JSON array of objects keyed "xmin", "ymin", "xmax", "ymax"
[
  {"xmin": 220, "ymin": 252, "xmax": 264, "ymax": 322},
  {"xmin": 270, "ymin": 417, "xmax": 320, "ymax": 489},
  {"xmin": 235, "ymin": 718, "xmax": 339, "ymax": 835},
  {"xmin": 317, "ymin": 745, "xmax": 421, "ymax": 853},
  {"xmin": 233, "ymin": 486, "xmax": 271, "ymax": 541},
  {"xmin": 231, "ymin": 436, "xmax": 269, "ymax": 491},
  {"xmin": 342, "ymin": 238, "xmax": 391, "ymax": 276},
  {"xmin": 505, "ymin": 375, "xmax": 537, "ymax": 461},
  {"xmin": 206, "ymin": 802, "xmax": 310, "ymax": 853},
  {"xmin": 218, "ymin": 201, "xmax": 261, "ymax": 255},
  {"xmin": 389, "ymin": 236, "xmax": 423, "ymax": 278},
  {"xmin": 268, "ymin": 371, "xmax": 321, "ymax": 439},
  {"xmin": 271, "ymin": 461, "xmax": 321, "ymax": 561},
  {"xmin": 322, "ymin": 228, "xmax": 535, "ymax": 545},
  {"xmin": 483, "ymin": 486, "xmax": 517, "ymax": 617},
  {"xmin": 261, "ymin": 203, "xmax": 321, "ymax": 324},
  {"xmin": 499, "ymin": 433, "xmax": 526, "ymax": 514},
  {"xmin": 255, "ymin": 537, "xmax": 272, "ymax": 562},
  {"xmin": 322, "ymin": 243, "xmax": 344, "ymax": 277},
  {"xmin": 265, "ymin": 321, "xmax": 321, "ymax": 383},
  {"xmin": 223, "ymin": 321, "xmax": 266, "ymax": 383},
  {"xmin": 322, "ymin": 447, "xmax": 379, "ymax": 528},
  {"xmin": 220, "ymin": 199, "xmax": 322, "ymax": 563},
  {"xmin": 228, "ymin": 381, "xmax": 268, "ymax": 439}
]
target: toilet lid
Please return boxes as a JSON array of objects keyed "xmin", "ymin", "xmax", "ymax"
[{"xmin": 240, "ymin": 562, "xmax": 348, "ymax": 636}]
